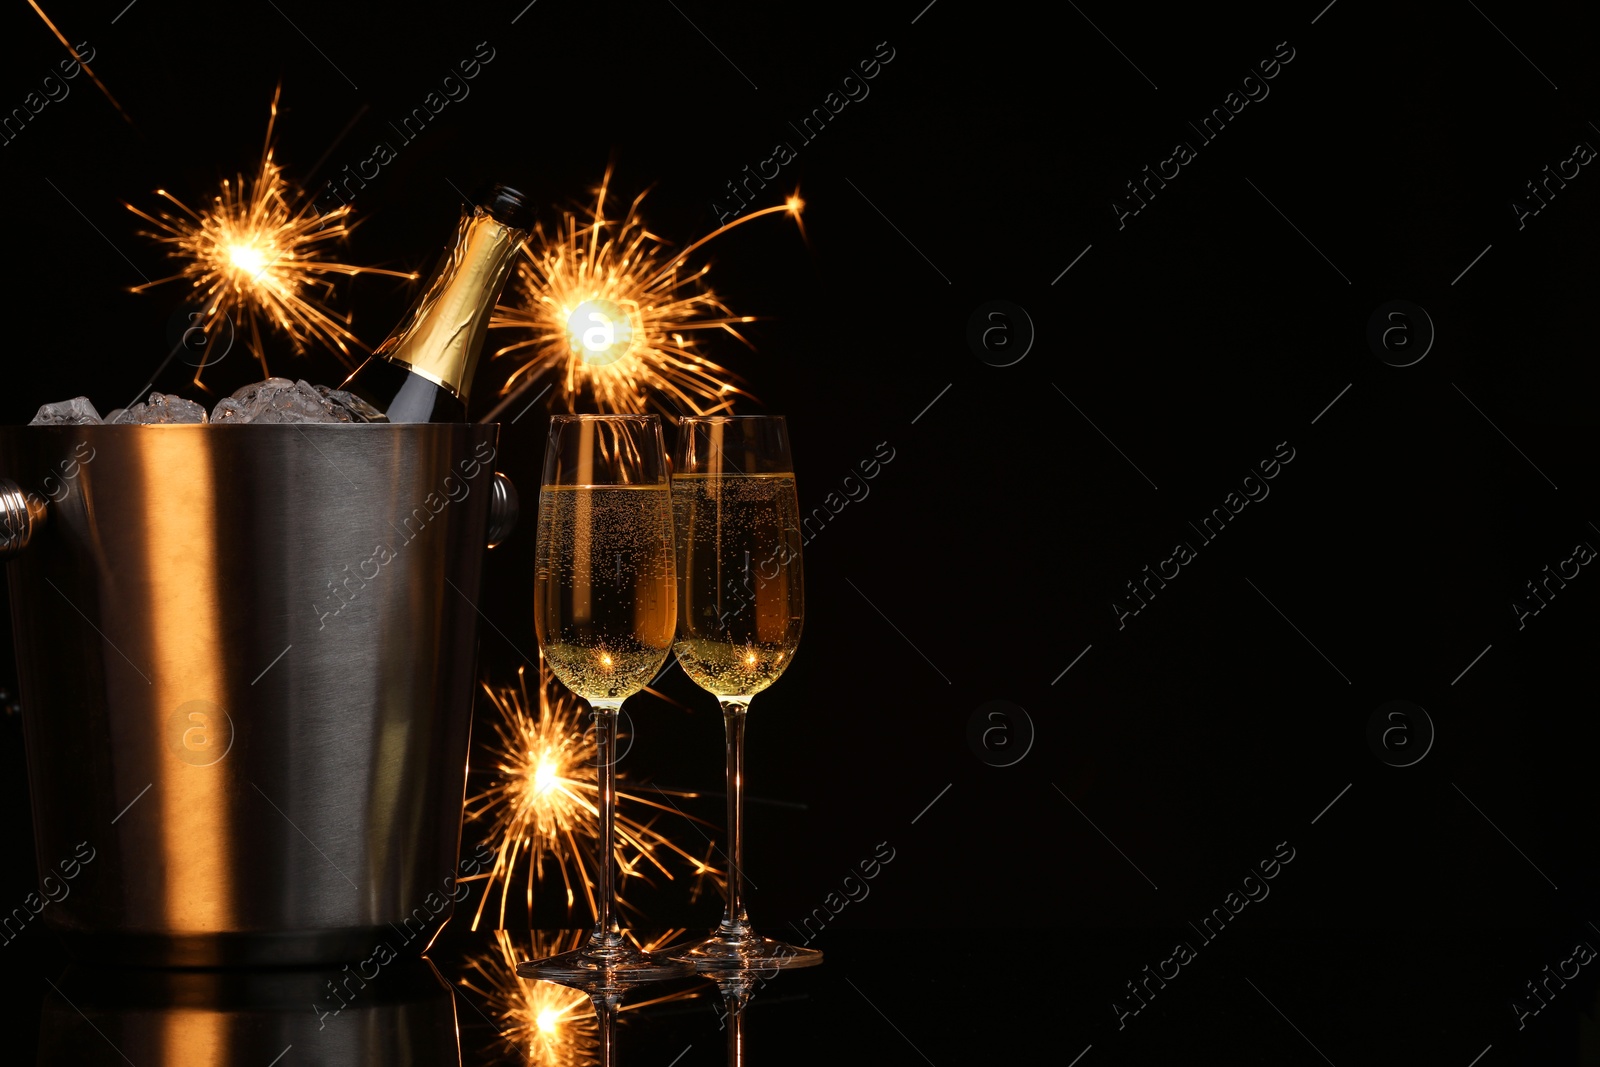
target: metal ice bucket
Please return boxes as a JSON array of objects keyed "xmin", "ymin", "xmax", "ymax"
[{"xmin": 0, "ymin": 423, "xmax": 516, "ymax": 966}]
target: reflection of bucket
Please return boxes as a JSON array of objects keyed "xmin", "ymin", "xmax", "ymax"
[
  {"xmin": 38, "ymin": 959, "xmax": 461, "ymax": 1065},
  {"xmin": 0, "ymin": 424, "xmax": 517, "ymax": 966}
]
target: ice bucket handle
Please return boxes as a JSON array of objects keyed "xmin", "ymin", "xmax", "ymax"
[
  {"xmin": 0, "ymin": 478, "xmax": 45, "ymax": 559},
  {"xmin": 486, "ymin": 470, "xmax": 518, "ymax": 549}
]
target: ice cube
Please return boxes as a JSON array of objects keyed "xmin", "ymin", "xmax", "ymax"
[
  {"xmin": 212, "ymin": 377, "xmax": 290, "ymax": 423},
  {"xmin": 29, "ymin": 397, "xmax": 102, "ymax": 425},
  {"xmin": 314, "ymin": 383, "xmax": 383, "ymax": 423},
  {"xmin": 109, "ymin": 393, "xmax": 207, "ymax": 424},
  {"xmin": 212, "ymin": 378, "xmax": 347, "ymax": 424}
]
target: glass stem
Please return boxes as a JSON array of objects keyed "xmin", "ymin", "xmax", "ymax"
[
  {"xmin": 727, "ymin": 991, "xmax": 744, "ymax": 1066},
  {"xmin": 591, "ymin": 701, "xmax": 622, "ymax": 949},
  {"xmin": 719, "ymin": 700, "xmax": 751, "ymax": 939},
  {"xmin": 593, "ymin": 992, "xmax": 620, "ymax": 1067}
]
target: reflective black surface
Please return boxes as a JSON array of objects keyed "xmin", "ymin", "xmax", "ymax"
[
  {"xmin": 36, "ymin": 958, "xmax": 461, "ymax": 1066},
  {"xmin": 3, "ymin": 926, "xmax": 1598, "ymax": 1064}
]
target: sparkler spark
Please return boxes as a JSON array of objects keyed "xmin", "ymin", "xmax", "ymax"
[
  {"xmin": 486, "ymin": 169, "xmax": 804, "ymax": 418},
  {"xmin": 24, "ymin": 0, "xmax": 130, "ymax": 125},
  {"xmin": 463, "ymin": 660, "xmax": 724, "ymax": 930},
  {"xmin": 463, "ymin": 931, "xmax": 596, "ymax": 1067},
  {"xmin": 460, "ymin": 930, "xmax": 702, "ymax": 1066},
  {"xmin": 126, "ymin": 87, "xmax": 415, "ymax": 386}
]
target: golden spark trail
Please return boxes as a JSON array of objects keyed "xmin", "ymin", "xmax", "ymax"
[
  {"xmin": 462, "ymin": 931, "xmax": 595, "ymax": 1067},
  {"xmin": 486, "ymin": 168, "xmax": 802, "ymax": 419},
  {"xmin": 462, "ymin": 661, "xmax": 724, "ymax": 931},
  {"xmin": 460, "ymin": 930, "xmax": 702, "ymax": 1065},
  {"xmin": 24, "ymin": 0, "xmax": 131, "ymax": 125},
  {"xmin": 126, "ymin": 88, "xmax": 415, "ymax": 387}
]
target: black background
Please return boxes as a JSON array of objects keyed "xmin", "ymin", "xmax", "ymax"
[{"xmin": 1, "ymin": 0, "xmax": 1597, "ymax": 1063}]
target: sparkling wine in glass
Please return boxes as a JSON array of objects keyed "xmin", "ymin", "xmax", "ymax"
[
  {"xmin": 517, "ymin": 414, "xmax": 689, "ymax": 985},
  {"xmin": 667, "ymin": 415, "xmax": 821, "ymax": 971}
]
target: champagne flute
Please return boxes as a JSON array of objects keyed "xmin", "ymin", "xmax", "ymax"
[
  {"xmin": 518, "ymin": 414, "xmax": 688, "ymax": 984},
  {"xmin": 667, "ymin": 416, "xmax": 821, "ymax": 971}
]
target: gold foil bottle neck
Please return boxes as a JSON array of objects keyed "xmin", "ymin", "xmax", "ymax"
[{"xmin": 373, "ymin": 205, "xmax": 525, "ymax": 400}]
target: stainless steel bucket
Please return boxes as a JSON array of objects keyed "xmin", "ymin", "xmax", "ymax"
[{"xmin": 0, "ymin": 423, "xmax": 517, "ymax": 966}]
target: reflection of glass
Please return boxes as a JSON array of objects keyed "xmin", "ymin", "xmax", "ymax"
[
  {"xmin": 590, "ymin": 989, "xmax": 622, "ymax": 1067},
  {"xmin": 718, "ymin": 972, "xmax": 756, "ymax": 1067},
  {"xmin": 712, "ymin": 961, "xmax": 810, "ymax": 1067},
  {"xmin": 37, "ymin": 959, "xmax": 460, "ymax": 1065},
  {"xmin": 667, "ymin": 416, "xmax": 821, "ymax": 972},
  {"xmin": 522, "ymin": 414, "xmax": 689, "ymax": 986}
]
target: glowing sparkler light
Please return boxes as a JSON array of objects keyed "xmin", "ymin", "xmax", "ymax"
[
  {"xmin": 462, "ymin": 931, "xmax": 596, "ymax": 1067},
  {"xmin": 462, "ymin": 659, "xmax": 724, "ymax": 930},
  {"xmin": 126, "ymin": 87, "xmax": 416, "ymax": 385},
  {"xmin": 532, "ymin": 757, "xmax": 561, "ymax": 798},
  {"xmin": 227, "ymin": 244, "xmax": 268, "ymax": 277},
  {"xmin": 488, "ymin": 167, "xmax": 804, "ymax": 417},
  {"xmin": 567, "ymin": 298, "xmax": 635, "ymax": 366},
  {"xmin": 460, "ymin": 930, "xmax": 703, "ymax": 1067}
]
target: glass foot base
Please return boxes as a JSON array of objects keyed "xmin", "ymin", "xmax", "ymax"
[
  {"xmin": 516, "ymin": 941, "xmax": 693, "ymax": 988},
  {"xmin": 666, "ymin": 932, "xmax": 823, "ymax": 973}
]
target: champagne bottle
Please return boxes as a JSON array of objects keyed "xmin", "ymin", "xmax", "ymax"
[{"xmin": 340, "ymin": 185, "xmax": 532, "ymax": 422}]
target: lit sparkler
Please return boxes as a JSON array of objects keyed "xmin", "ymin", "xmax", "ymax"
[
  {"xmin": 486, "ymin": 167, "xmax": 804, "ymax": 418},
  {"xmin": 126, "ymin": 87, "xmax": 415, "ymax": 385},
  {"xmin": 462, "ymin": 660, "xmax": 724, "ymax": 930},
  {"xmin": 460, "ymin": 930, "xmax": 701, "ymax": 1067},
  {"xmin": 463, "ymin": 931, "xmax": 596, "ymax": 1067}
]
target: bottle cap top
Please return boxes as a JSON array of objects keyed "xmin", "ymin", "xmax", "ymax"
[{"xmin": 478, "ymin": 184, "xmax": 534, "ymax": 230}]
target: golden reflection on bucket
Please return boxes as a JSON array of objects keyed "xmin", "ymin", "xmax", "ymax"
[
  {"xmin": 159, "ymin": 1008, "xmax": 227, "ymax": 1067},
  {"xmin": 136, "ymin": 431, "xmax": 234, "ymax": 932}
]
